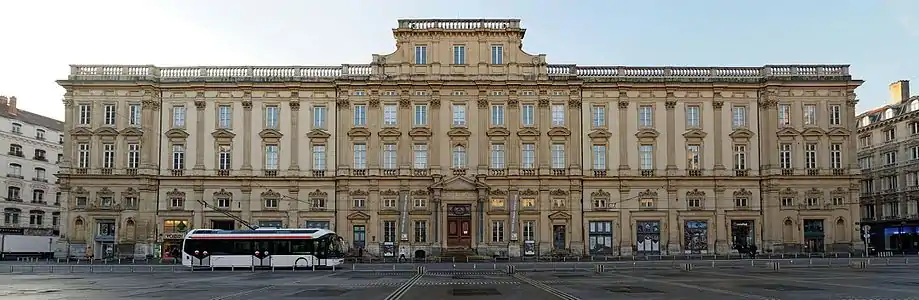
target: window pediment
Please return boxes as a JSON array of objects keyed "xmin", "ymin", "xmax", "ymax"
[
  {"xmin": 547, "ymin": 127, "xmax": 571, "ymax": 137},
  {"xmin": 258, "ymin": 129, "xmax": 283, "ymax": 139},
  {"xmin": 682, "ymin": 129, "xmax": 707, "ymax": 140},
  {"xmin": 587, "ymin": 128, "xmax": 612, "ymax": 140},
  {"xmin": 776, "ymin": 128, "xmax": 800, "ymax": 137},
  {"xmin": 347, "ymin": 127, "xmax": 372, "ymax": 138},
  {"xmin": 635, "ymin": 128, "xmax": 660, "ymax": 140},
  {"xmin": 801, "ymin": 128, "xmax": 826, "ymax": 137},
  {"xmin": 120, "ymin": 127, "xmax": 144, "ymax": 137},
  {"xmin": 69, "ymin": 127, "xmax": 94, "ymax": 136},
  {"xmin": 447, "ymin": 127, "xmax": 472, "ymax": 137},
  {"xmin": 164, "ymin": 128, "xmax": 189, "ymax": 139},
  {"xmin": 517, "ymin": 127, "xmax": 540, "ymax": 137},
  {"xmin": 94, "ymin": 127, "xmax": 119, "ymax": 136},
  {"xmin": 347, "ymin": 211, "xmax": 371, "ymax": 220},
  {"xmin": 211, "ymin": 129, "xmax": 236, "ymax": 139},
  {"xmin": 548, "ymin": 211, "xmax": 571, "ymax": 220},
  {"xmin": 378, "ymin": 128, "xmax": 402, "ymax": 138},
  {"xmin": 729, "ymin": 128, "xmax": 754, "ymax": 140},
  {"xmin": 486, "ymin": 127, "xmax": 510, "ymax": 137},
  {"xmin": 409, "ymin": 127, "xmax": 432, "ymax": 137},
  {"xmin": 827, "ymin": 128, "xmax": 850, "ymax": 137},
  {"xmin": 306, "ymin": 128, "xmax": 330, "ymax": 139}
]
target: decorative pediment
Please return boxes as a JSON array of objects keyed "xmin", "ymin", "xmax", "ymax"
[
  {"xmin": 261, "ymin": 189, "xmax": 281, "ymax": 198},
  {"xmin": 347, "ymin": 211, "xmax": 371, "ymax": 221},
  {"xmin": 409, "ymin": 127, "xmax": 432, "ymax": 137},
  {"xmin": 431, "ymin": 175, "xmax": 488, "ymax": 191},
  {"xmin": 686, "ymin": 189, "xmax": 705, "ymax": 198},
  {"xmin": 119, "ymin": 127, "xmax": 144, "ymax": 137},
  {"xmin": 587, "ymin": 129, "xmax": 612, "ymax": 139},
  {"xmin": 639, "ymin": 189, "xmax": 658, "ymax": 198},
  {"xmin": 306, "ymin": 129, "xmax": 331, "ymax": 139},
  {"xmin": 121, "ymin": 187, "xmax": 139, "ymax": 197},
  {"xmin": 166, "ymin": 188, "xmax": 185, "ymax": 198},
  {"xmin": 213, "ymin": 189, "xmax": 232, "ymax": 199},
  {"xmin": 98, "ymin": 187, "xmax": 114, "ymax": 195},
  {"xmin": 805, "ymin": 188, "xmax": 824, "ymax": 196},
  {"xmin": 447, "ymin": 127, "xmax": 472, "ymax": 137},
  {"xmin": 776, "ymin": 127, "xmax": 800, "ymax": 137},
  {"xmin": 548, "ymin": 211, "xmax": 571, "ymax": 220},
  {"xmin": 729, "ymin": 128, "xmax": 754, "ymax": 140},
  {"xmin": 591, "ymin": 189, "xmax": 610, "ymax": 198},
  {"xmin": 517, "ymin": 127, "xmax": 540, "ymax": 137},
  {"xmin": 490, "ymin": 189, "xmax": 508, "ymax": 196},
  {"xmin": 547, "ymin": 127, "xmax": 571, "ymax": 137},
  {"xmin": 347, "ymin": 127, "xmax": 372, "ymax": 138},
  {"xmin": 378, "ymin": 128, "xmax": 402, "ymax": 138},
  {"xmin": 93, "ymin": 127, "xmax": 119, "ymax": 136},
  {"xmin": 72, "ymin": 186, "xmax": 88, "ymax": 195},
  {"xmin": 258, "ymin": 129, "xmax": 283, "ymax": 139},
  {"xmin": 309, "ymin": 189, "xmax": 328, "ymax": 197},
  {"xmin": 779, "ymin": 187, "xmax": 798, "ymax": 196},
  {"xmin": 69, "ymin": 127, "xmax": 94, "ymax": 136},
  {"xmin": 486, "ymin": 127, "xmax": 510, "ymax": 137},
  {"xmin": 412, "ymin": 189, "xmax": 429, "ymax": 196},
  {"xmin": 801, "ymin": 128, "xmax": 826, "ymax": 137},
  {"xmin": 350, "ymin": 190, "xmax": 369, "ymax": 196},
  {"xmin": 682, "ymin": 129, "xmax": 708, "ymax": 139},
  {"xmin": 827, "ymin": 128, "xmax": 851, "ymax": 137},
  {"xmin": 830, "ymin": 187, "xmax": 847, "ymax": 195},
  {"xmin": 211, "ymin": 128, "xmax": 236, "ymax": 139},
  {"xmin": 550, "ymin": 189, "xmax": 568, "ymax": 196},
  {"xmin": 380, "ymin": 189, "xmax": 399, "ymax": 196},
  {"xmin": 635, "ymin": 128, "xmax": 660, "ymax": 139},
  {"xmin": 520, "ymin": 189, "xmax": 538, "ymax": 196},
  {"xmin": 733, "ymin": 188, "xmax": 753, "ymax": 197},
  {"xmin": 165, "ymin": 128, "xmax": 189, "ymax": 139}
]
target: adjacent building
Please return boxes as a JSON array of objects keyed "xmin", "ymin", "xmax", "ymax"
[
  {"xmin": 856, "ymin": 80, "xmax": 919, "ymax": 253},
  {"xmin": 57, "ymin": 19, "xmax": 863, "ymax": 259},
  {"xmin": 1, "ymin": 96, "xmax": 64, "ymax": 236}
]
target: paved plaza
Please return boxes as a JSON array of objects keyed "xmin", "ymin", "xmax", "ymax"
[{"xmin": 0, "ymin": 260, "xmax": 918, "ymax": 299}]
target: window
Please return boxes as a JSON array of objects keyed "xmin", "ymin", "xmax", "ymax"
[
  {"xmin": 129, "ymin": 104, "xmax": 141, "ymax": 126},
  {"xmin": 491, "ymin": 104, "xmax": 505, "ymax": 126},
  {"xmin": 102, "ymin": 104, "xmax": 116, "ymax": 125},
  {"xmin": 353, "ymin": 144, "xmax": 367, "ymax": 169},
  {"xmin": 686, "ymin": 105, "xmax": 700, "ymax": 128},
  {"xmin": 383, "ymin": 221, "xmax": 397, "ymax": 242},
  {"xmin": 35, "ymin": 129, "xmax": 44, "ymax": 140},
  {"xmin": 34, "ymin": 149, "xmax": 46, "ymax": 160},
  {"xmin": 76, "ymin": 196, "xmax": 87, "ymax": 207},
  {"xmin": 77, "ymin": 143, "xmax": 90, "ymax": 168},
  {"xmin": 735, "ymin": 197, "xmax": 749, "ymax": 208},
  {"xmin": 383, "ymin": 144, "xmax": 397, "ymax": 169},
  {"xmin": 592, "ymin": 145, "xmax": 607, "ymax": 170},
  {"xmin": 9, "ymin": 144, "xmax": 22, "ymax": 156},
  {"xmin": 414, "ymin": 45, "xmax": 427, "ymax": 64},
  {"xmin": 452, "ymin": 45, "xmax": 466, "ymax": 64},
  {"xmin": 639, "ymin": 198, "xmax": 654, "ymax": 208},
  {"xmin": 8, "ymin": 163, "xmax": 21, "ymax": 177},
  {"xmin": 778, "ymin": 104, "xmax": 791, "ymax": 126},
  {"xmin": 885, "ymin": 129, "xmax": 896, "ymax": 141},
  {"xmin": 78, "ymin": 104, "xmax": 91, "ymax": 125},
  {"xmin": 452, "ymin": 104, "xmax": 467, "ymax": 126},
  {"xmin": 414, "ymin": 104, "xmax": 428, "ymax": 126},
  {"xmin": 31, "ymin": 190, "xmax": 44, "ymax": 203},
  {"xmin": 734, "ymin": 145, "xmax": 747, "ymax": 170},
  {"xmin": 638, "ymin": 105, "xmax": 653, "ymax": 127},
  {"xmin": 806, "ymin": 198, "xmax": 819, "ymax": 206},
  {"xmin": 217, "ymin": 105, "xmax": 232, "ymax": 128},
  {"xmin": 217, "ymin": 197, "xmax": 230, "ymax": 208},
  {"xmin": 353, "ymin": 104, "xmax": 367, "ymax": 127},
  {"xmin": 127, "ymin": 143, "xmax": 140, "ymax": 169},
  {"xmin": 686, "ymin": 144, "xmax": 701, "ymax": 169},
  {"xmin": 830, "ymin": 144, "xmax": 842, "ymax": 169},
  {"xmin": 265, "ymin": 144, "xmax": 279, "ymax": 170},
  {"xmin": 353, "ymin": 225, "xmax": 366, "ymax": 248},
  {"xmin": 522, "ymin": 221, "xmax": 535, "ymax": 241},
  {"xmin": 732, "ymin": 106, "xmax": 747, "ymax": 128},
  {"xmin": 172, "ymin": 144, "xmax": 185, "ymax": 169},
  {"xmin": 352, "ymin": 198, "xmax": 365, "ymax": 208},
  {"xmin": 521, "ymin": 198, "xmax": 536, "ymax": 209},
  {"xmin": 805, "ymin": 143, "xmax": 817, "ymax": 169},
  {"xmin": 551, "ymin": 104, "xmax": 565, "ymax": 126},
  {"xmin": 491, "ymin": 45, "xmax": 503, "ymax": 64},
  {"xmin": 490, "ymin": 144, "xmax": 505, "ymax": 169},
  {"xmin": 34, "ymin": 168, "xmax": 45, "ymax": 180},
  {"xmin": 588, "ymin": 221, "xmax": 613, "ymax": 254},
  {"xmin": 265, "ymin": 198, "xmax": 279, "ymax": 208},
  {"xmin": 383, "ymin": 104, "xmax": 397, "ymax": 126},
  {"xmin": 413, "ymin": 144, "xmax": 428, "ymax": 169},
  {"xmin": 780, "ymin": 143, "xmax": 792, "ymax": 169},
  {"xmin": 492, "ymin": 220, "xmax": 505, "ymax": 242},
  {"xmin": 592, "ymin": 106, "xmax": 605, "ymax": 128},
  {"xmin": 551, "ymin": 143, "xmax": 565, "ymax": 169},
  {"xmin": 521, "ymin": 143, "xmax": 536, "ymax": 169},
  {"xmin": 312, "ymin": 106, "xmax": 327, "ymax": 129},
  {"xmin": 414, "ymin": 220, "xmax": 427, "ymax": 243},
  {"xmin": 803, "ymin": 104, "xmax": 817, "ymax": 126},
  {"xmin": 218, "ymin": 145, "xmax": 231, "ymax": 170},
  {"xmin": 829, "ymin": 105, "xmax": 841, "ymax": 126},
  {"xmin": 491, "ymin": 198, "xmax": 505, "ymax": 208},
  {"xmin": 265, "ymin": 105, "xmax": 279, "ymax": 129},
  {"xmin": 521, "ymin": 104, "xmax": 535, "ymax": 126},
  {"xmin": 11, "ymin": 123, "xmax": 21, "ymax": 134},
  {"xmin": 102, "ymin": 143, "xmax": 115, "ymax": 169},
  {"xmin": 452, "ymin": 145, "xmax": 467, "ymax": 168},
  {"xmin": 383, "ymin": 198, "xmax": 397, "ymax": 208},
  {"xmin": 172, "ymin": 106, "xmax": 186, "ymax": 127},
  {"xmin": 885, "ymin": 151, "xmax": 897, "ymax": 165},
  {"xmin": 312, "ymin": 145, "xmax": 326, "ymax": 170},
  {"xmin": 4, "ymin": 208, "xmax": 20, "ymax": 225},
  {"xmin": 639, "ymin": 145, "xmax": 654, "ymax": 170},
  {"xmin": 781, "ymin": 197, "xmax": 794, "ymax": 207}
]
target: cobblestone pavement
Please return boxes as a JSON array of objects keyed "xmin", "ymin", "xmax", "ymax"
[{"xmin": 0, "ymin": 265, "xmax": 918, "ymax": 299}]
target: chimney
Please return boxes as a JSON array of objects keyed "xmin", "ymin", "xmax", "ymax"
[
  {"xmin": 7, "ymin": 96, "xmax": 17, "ymax": 116},
  {"xmin": 889, "ymin": 80, "xmax": 910, "ymax": 105},
  {"xmin": 0, "ymin": 96, "xmax": 7, "ymax": 106}
]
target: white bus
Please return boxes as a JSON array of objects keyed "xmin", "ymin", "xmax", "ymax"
[{"xmin": 181, "ymin": 228, "xmax": 345, "ymax": 268}]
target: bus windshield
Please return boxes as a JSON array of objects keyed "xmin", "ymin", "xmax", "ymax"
[{"xmin": 327, "ymin": 235, "xmax": 345, "ymax": 258}]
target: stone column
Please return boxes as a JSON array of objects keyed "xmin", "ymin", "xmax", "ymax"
[
  {"xmin": 714, "ymin": 186, "xmax": 728, "ymax": 253},
  {"xmin": 429, "ymin": 96, "xmax": 441, "ymax": 171},
  {"xmin": 398, "ymin": 93, "xmax": 411, "ymax": 170},
  {"xmin": 712, "ymin": 98, "xmax": 725, "ymax": 172},
  {"xmin": 143, "ymin": 91, "xmax": 161, "ymax": 172},
  {"xmin": 241, "ymin": 186, "xmax": 252, "ymax": 227},
  {"xmin": 288, "ymin": 93, "xmax": 301, "ymax": 171},
  {"xmin": 846, "ymin": 91, "xmax": 859, "ymax": 170},
  {"xmin": 432, "ymin": 194, "xmax": 441, "ymax": 243},
  {"xmin": 665, "ymin": 99, "xmax": 677, "ymax": 173},
  {"xmin": 567, "ymin": 94, "xmax": 582, "ymax": 173},
  {"xmin": 760, "ymin": 90, "xmax": 779, "ymax": 173},
  {"xmin": 193, "ymin": 95, "xmax": 206, "ymax": 171},
  {"xmin": 507, "ymin": 97, "xmax": 520, "ymax": 170},
  {"xmin": 241, "ymin": 92, "xmax": 253, "ymax": 171},
  {"xmin": 337, "ymin": 96, "xmax": 351, "ymax": 174},
  {"xmin": 61, "ymin": 92, "xmax": 74, "ymax": 169},
  {"xmin": 193, "ymin": 185, "xmax": 204, "ymax": 229},
  {"xmin": 617, "ymin": 98, "xmax": 630, "ymax": 173},
  {"xmin": 538, "ymin": 95, "xmax": 550, "ymax": 174},
  {"xmin": 288, "ymin": 187, "xmax": 299, "ymax": 227},
  {"xmin": 478, "ymin": 96, "xmax": 489, "ymax": 172}
]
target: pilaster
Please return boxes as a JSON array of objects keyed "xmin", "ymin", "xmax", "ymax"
[
  {"xmin": 193, "ymin": 185, "xmax": 204, "ymax": 229},
  {"xmin": 398, "ymin": 92, "xmax": 411, "ymax": 170},
  {"xmin": 241, "ymin": 186, "xmax": 252, "ymax": 226},
  {"xmin": 478, "ymin": 94, "xmax": 489, "ymax": 171},
  {"xmin": 665, "ymin": 99, "xmax": 677, "ymax": 172},
  {"xmin": 846, "ymin": 91, "xmax": 859, "ymax": 171},
  {"xmin": 61, "ymin": 92, "xmax": 74, "ymax": 170},
  {"xmin": 288, "ymin": 93, "xmax": 301, "ymax": 171},
  {"xmin": 193, "ymin": 94, "xmax": 206, "ymax": 171},
  {"xmin": 241, "ymin": 91, "xmax": 253, "ymax": 171},
  {"xmin": 429, "ymin": 94, "xmax": 441, "ymax": 170},
  {"xmin": 507, "ymin": 95, "xmax": 520, "ymax": 169},
  {"xmin": 537, "ymin": 94, "xmax": 550, "ymax": 173},
  {"xmin": 713, "ymin": 98, "xmax": 725, "ymax": 172},
  {"xmin": 568, "ymin": 93, "xmax": 582, "ymax": 173},
  {"xmin": 617, "ymin": 99, "xmax": 630, "ymax": 172},
  {"xmin": 288, "ymin": 187, "xmax": 300, "ymax": 226}
]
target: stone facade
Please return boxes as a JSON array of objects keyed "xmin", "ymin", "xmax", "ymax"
[{"xmin": 57, "ymin": 19, "xmax": 863, "ymax": 258}]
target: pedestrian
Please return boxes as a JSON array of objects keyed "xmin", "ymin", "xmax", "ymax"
[
  {"xmin": 399, "ymin": 246, "xmax": 407, "ymax": 262},
  {"xmin": 749, "ymin": 244, "xmax": 758, "ymax": 259}
]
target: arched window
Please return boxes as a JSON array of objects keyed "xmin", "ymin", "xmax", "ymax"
[
  {"xmin": 3, "ymin": 208, "xmax": 21, "ymax": 225},
  {"xmin": 6, "ymin": 186, "xmax": 21, "ymax": 201},
  {"xmin": 8, "ymin": 144, "xmax": 22, "ymax": 157},
  {"xmin": 8, "ymin": 163, "xmax": 22, "ymax": 177},
  {"xmin": 11, "ymin": 122, "xmax": 21, "ymax": 134},
  {"xmin": 452, "ymin": 145, "xmax": 466, "ymax": 168},
  {"xmin": 28, "ymin": 210, "xmax": 44, "ymax": 226}
]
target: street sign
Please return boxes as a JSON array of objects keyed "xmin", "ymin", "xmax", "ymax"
[
  {"xmin": 862, "ymin": 225, "xmax": 871, "ymax": 232},
  {"xmin": 863, "ymin": 233, "xmax": 870, "ymax": 239}
]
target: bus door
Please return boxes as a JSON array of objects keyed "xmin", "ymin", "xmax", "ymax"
[{"xmin": 252, "ymin": 240, "xmax": 272, "ymax": 267}]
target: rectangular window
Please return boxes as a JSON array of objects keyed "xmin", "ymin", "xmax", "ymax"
[
  {"xmin": 491, "ymin": 45, "xmax": 503, "ymax": 64},
  {"xmin": 77, "ymin": 143, "xmax": 90, "ymax": 168},
  {"xmin": 491, "ymin": 144, "xmax": 505, "ymax": 169},
  {"xmin": 592, "ymin": 145, "xmax": 607, "ymax": 170},
  {"xmin": 414, "ymin": 220, "xmax": 427, "ymax": 243},
  {"xmin": 383, "ymin": 144, "xmax": 397, "ymax": 169},
  {"xmin": 414, "ymin": 104, "xmax": 428, "ymax": 126},
  {"xmin": 522, "ymin": 221, "xmax": 535, "ymax": 241},
  {"xmin": 452, "ymin": 104, "xmax": 467, "ymax": 126},
  {"xmin": 778, "ymin": 104, "xmax": 791, "ymax": 126},
  {"xmin": 686, "ymin": 105, "xmax": 700, "ymax": 128},
  {"xmin": 521, "ymin": 104, "xmax": 535, "ymax": 126},
  {"xmin": 551, "ymin": 104, "xmax": 565, "ymax": 126},
  {"xmin": 78, "ymin": 104, "xmax": 91, "ymax": 125},
  {"xmin": 383, "ymin": 104, "xmax": 397, "ymax": 126},
  {"xmin": 831, "ymin": 143, "xmax": 842, "ymax": 169},
  {"xmin": 413, "ymin": 144, "xmax": 428, "ymax": 169},
  {"xmin": 803, "ymin": 104, "xmax": 817, "ymax": 126},
  {"xmin": 491, "ymin": 104, "xmax": 505, "ymax": 126},
  {"xmin": 492, "ymin": 220, "xmax": 505, "ymax": 242},
  {"xmin": 312, "ymin": 145, "xmax": 326, "ymax": 171},
  {"xmin": 265, "ymin": 105, "xmax": 280, "ymax": 129},
  {"xmin": 638, "ymin": 105, "xmax": 653, "ymax": 127},
  {"xmin": 732, "ymin": 106, "xmax": 747, "ymax": 128},
  {"xmin": 592, "ymin": 106, "xmax": 605, "ymax": 128},
  {"xmin": 127, "ymin": 143, "xmax": 140, "ymax": 169},
  {"xmin": 265, "ymin": 144, "xmax": 279, "ymax": 170},
  {"xmin": 829, "ymin": 105, "xmax": 841, "ymax": 126},
  {"xmin": 522, "ymin": 143, "xmax": 536, "ymax": 169},
  {"xmin": 353, "ymin": 144, "xmax": 367, "ymax": 169},
  {"xmin": 218, "ymin": 105, "xmax": 232, "ymax": 128},
  {"xmin": 129, "ymin": 104, "xmax": 141, "ymax": 126},
  {"xmin": 171, "ymin": 144, "xmax": 185, "ymax": 170},
  {"xmin": 312, "ymin": 106, "xmax": 327, "ymax": 129},
  {"xmin": 102, "ymin": 143, "xmax": 115, "ymax": 169},
  {"xmin": 734, "ymin": 145, "xmax": 747, "ymax": 170},
  {"xmin": 639, "ymin": 145, "xmax": 653, "ymax": 170},
  {"xmin": 780, "ymin": 143, "xmax": 792, "ymax": 169},
  {"xmin": 383, "ymin": 221, "xmax": 396, "ymax": 242},
  {"xmin": 452, "ymin": 146, "xmax": 467, "ymax": 168},
  {"xmin": 805, "ymin": 143, "xmax": 817, "ymax": 169},
  {"xmin": 103, "ymin": 104, "xmax": 116, "ymax": 125},
  {"xmin": 218, "ymin": 145, "xmax": 231, "ymax": 170},
  {"xmin": 452, "ymin": 45, "xmax": 466, "ymax": 64},
  {"xmin": 172, "ymin": 106, "xmax": 186, "ymax": 128},
  {"xmin": 353, "ymin": 104, "xmax": 367, "ymax": 127},
  {"xmin": 686, "ymin": 144, "xmax": 701, "ymax": 169},
  {"xmin": 414, "ymin": 45, "xmax": 427, "ymax": 64},
  {"xmin": 551, "ymin": 144, "xmax": 566, "ymax": 169}
]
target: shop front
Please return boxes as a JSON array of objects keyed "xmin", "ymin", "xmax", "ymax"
[{"xmin": 160, "ymin": 220, "xmax": 189, "ymax": 260}]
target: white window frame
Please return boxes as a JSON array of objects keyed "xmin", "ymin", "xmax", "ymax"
[
  {"xmin": 102, "ymin": 143, "xmax": 115, "ymax": 169},
  {"xmin": 383, "ymin": 104, "xmax": 397, "ymax": 126},
  {"xmin": 171, "ymin": 144, "xmax": 185, "ymax": 170},
  {"xmin": 413, "ymin": 144, "xmax": 428, "ymax": 169},
  {"xmin": 492, "ymin": 220, "xmax": 505, "ymax": 242},
  {"xmin": 829, "ymin": 105, "xmax": 841, "ymax": 126},
  {"xmin": 805, "ymin": 143, "xmax": 817, "ymax": 169},
  {"xmin": 780, "ymin": 143, "xmax": 792, "ymax": 169},
  {"xmin": 78, "ymin": 104, "xmax": 91, "ymax": 125},
  {"xmin": 103, "ymin": 104, "xmax": 116, "ymax": 125},
  {"xmin": 491, "ymin": 45, "xmax": 503, "ymax": 64},
  {"xmin": 414, "ymin": 45, "xmax": 427, "ymax": 64},
  {"xmin": 312, "ymin": 106, "xmax": 327, "ymax": 129},
  {"xmin": 803, "ymin": 104, "xmax": 817, "ymax": 126},
  {"xmin": 591, "ymin": 106, "xmax": 605, "ymax": 128},
  {"xmin": 382, "ymin": 144, "xmax": 397, "ymax": 169},
  {"xmin": 265, "ymin": 105, "xmax": 280, "ymax": 129},
  {"xmin": 551, "ymin": 143, "xmax": 565, "ymax": 169},
  {"xmin": 639, "ymin": 145, "xmax": 653, "ymax": 170},
  {"xmin": 312, "ymin": 145, "xmax": 326, "ymax": 171},
  {"xmin": 414, "ymin": 104, "xmax": 428, "ymax": 126},
  {"xmin": 77, "ymin": 143, "xmax": 90, "ymax": 168},
  {"xmin": 218, "ymin": 146, "xmax": 231, "ymax": 170},
  {"xmin": 686, "ymin": 105, "xmax": 700, "ymax": 128},
  {"xmin": 733, "ymin": 145, "xmax": 747, "ymax": 170},
  {"xmin": 452, "ymin": 45, "xmax": 466, "ymax": 65},
  {"xmin": 491, "ymin": 104, "xmax": 505, "ymax": 127},
  {"xmin": 218, "ymin": 105, "xmax": 232, "ymax": 128},
  {"xmin": 452, "ymin": 104, "xmax": 467, "ymax": 127},
  {"xmin": 551, "ymin": 104, "xmax": 565, "ymax": 126},
  {"xmin": 129, "ymin": 104, "xmax": 141, "ymax": 126},
  {"xmin": 732, "ymin": 106, "xmax": 747, "ymax": 128},
  {"xmin": 830, "ymin": 143, "xmax": 842, "ymax": 169},
  {"xmin": 521, "ymin": 104, "xmax": 535, "ymax": 126},
  {"xmin": 521, "ymin": 143, "xmax": 536, "ymax": 169},
  {"xmin": 490, "ymin": 144, "xmax": 505, "ymax": 169},
  {"xmin": 353, "ymin": 144, "xmax": 367, "ymax": 170},
  {"xmin": 353, "ymin": 104, "xmax": 367, "ymax": 127},
  {"xmin": 265, "ymin": 144, "xmax": 279, "ymax": 170},
  {"xmin": 452, "ymin": 145, "xmax": 467, "ymax": 168},
  {"xmin": 127, "ymin": 143, "xmax": 140, "ymax": 169},
  {"xmin": 778, "ymin": 104, "xmax": 791, "ymax": 126},
  {"xmin": 638, "ymin": 105, "xmax": 653, "ymax": 127},
  {"xmin": 592, "ymin": 145, "xmax": 607, "ymax": 170},
  {"xmin": 686, "ymin": 144, "xmax": 701, "ymax": 169},
  {"xmin": 172, "ymin": 106, "xmax": 186, "ymax": 128}
]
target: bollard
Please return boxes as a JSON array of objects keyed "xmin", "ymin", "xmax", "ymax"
[
  {"xmin": 595, "ymin": 264, "xmax": 605, "ymax": 273},
  {"xmin": 150, "ymin": 266, "xmax": 154, "ymax": 272},
  {"xmin": 416, "ymin": 266, "xmax": 425, "ymax": 274},
  {"xmin": 680, "ymin": 263, "xmax": 693, "ymax": 271},
  {"xmin": 109, "ymin": 266, "xmax": 113, "ymax": 272},
  {"xmin": 130, "ymin": 266, "xmax": 134, "ymax": 273},
  {"xmin": 70, "ymin": 266, "xmax": 74, "ymax": 273},
  {"xmin": 50, "ymin": 266, "xmax": 54, "ymax": 273},
  {"xmin": 332, "ymin": 265, "xmax": 336, "ymax": 271},
  {"xmin": 314, "ymin": 265, "xmax": 317, "ymax": 271},
  {"xmin": 505, "ymin": 265, "xmax": 516, "ymax": 274},
  {"xmin": 711, "ymin": 260, "xmax": 715, "ymax": 268}
]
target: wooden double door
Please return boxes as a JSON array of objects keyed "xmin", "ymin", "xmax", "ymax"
[{"xmin": 447, "ymin": 217, "xmax": 472, "ymax": 248}]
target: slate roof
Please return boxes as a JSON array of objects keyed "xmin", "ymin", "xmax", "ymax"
[{"xmin": 0, "ymin": 102, "xmax": 64, "ymax": 132}]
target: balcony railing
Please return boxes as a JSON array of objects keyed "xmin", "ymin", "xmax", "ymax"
[
  {"xmin": 592, "ymin": 170, "xmax": 607, "ymax": 177},
  {"xmin": 100, "ymin": 168, "xmax": 113, "ymax": 175},
  {"xmin": 687, "ymin": 169, "xmax": 703, "ymax": 177},
  {"xmin": 312, "ymin": 170, "xmax": 326, "ymax": 177},
  {"xmin": 6, "ymin": 174, "xmax": 23, "ymax": 179},
  {"xmin": 263, "ymin": 170, "xmax": 278, "ymax": 177},
  {"xmin": 170, "ymin": 169, "xmax": 184, "ymax": 176},
  {"xmin": 520, "ymin": 168, "xmax": 536, "ymax": 176},
  {"xmin": 412, "ymin": 169, "xmax": 428, "ymax": 176},
  {"xmin": 126, "ymin": 169, "xmax": 138, "ymax": 176},
  {"xmin": 217, "ymin": 169, "xmax": 230, "ymax": 176},
  {"xmin": 551, "ymin": 169, "xmax": 566, "ymax": 176},
  {"xmin": 352, "ymin": 169, "xmax": 367, "ymax": 176},
  {"xmin": 734, "ymin": 169, "xmax": 749, "ymax": 177},
  {"xmin": 8, "ymin": 151, "xmax": 23, "ymax": 157},
  {"xmin": 31, "ymin": 177, "xmax": 47, "ymax": 183},
  {"xmin": 640, "ymin": 169, "xmax": 655, "ymax": 177},
  {"xmin": 488, "ymin": 168, "xmax": 506, "ymax": 176},
  {"xmin": 382, "ymin": 169, "xmax": 397, "ymax": 176}
]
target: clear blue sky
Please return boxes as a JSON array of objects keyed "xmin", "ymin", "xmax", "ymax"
[{"xmin": 1, "ymin": 0, "xmax": 915, "ymax": 120}]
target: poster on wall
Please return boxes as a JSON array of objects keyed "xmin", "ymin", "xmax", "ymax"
[
  {"xmin": 636, "ymin": 221, "xmax": 661, "ymax": 254},
  {"xmin": 683, "ymin": 221, "xmax": 709, "ymax": 254}
]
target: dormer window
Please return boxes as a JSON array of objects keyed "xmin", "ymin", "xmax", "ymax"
[{"xmin": 11, "ymin": 123, "xmax": 21, "ymax": 134}]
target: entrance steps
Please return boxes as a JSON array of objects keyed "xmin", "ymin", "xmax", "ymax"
[{"xmin": 441, "ymin": 248, "xmax": 475, "ymax": 262}]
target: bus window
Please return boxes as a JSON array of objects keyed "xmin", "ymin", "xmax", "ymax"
[
  {"xmin": 274, "ymin": 240, "xmax": 291, "ymax": 255},
  {"xmin": 291, "ymin": 239, "xmax": 312, "ymax": 255},
  {"xmin": 233, "ymin": 241, "xmax": 253, "ymax": 255}
]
